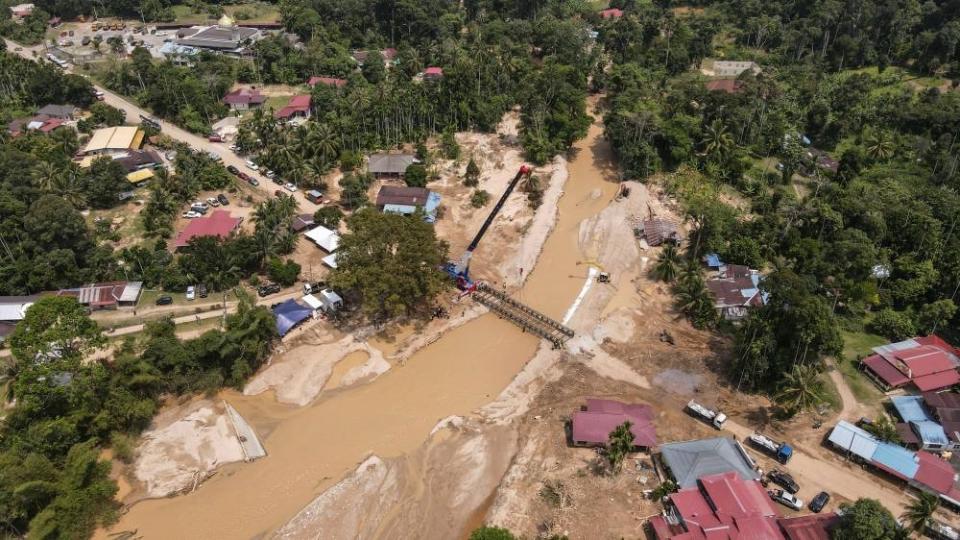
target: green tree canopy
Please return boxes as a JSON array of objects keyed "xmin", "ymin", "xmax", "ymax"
[
  {"xmin": 9, "ymin": 296, "xmax": 104, "ymax": 365},
  {"xmin": 330, "ymin": 209, "xmax": 449, "ymax": 319},
  {"xmin": 832, "ymin": 498, "xmax": 904, "ymax": 540}
]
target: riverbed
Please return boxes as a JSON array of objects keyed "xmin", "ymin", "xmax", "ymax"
[{"xmin": 103, "ymin": 115, "xmax": 618, "ymax": 538}]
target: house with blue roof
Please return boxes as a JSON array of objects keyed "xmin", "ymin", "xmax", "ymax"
[
  {"xmin": 827, "ymin": 420, "xmax": 960, "ymax": 508},
  {"xmin": 375, "ymin": 185, "xmax": 441, "ymax": 223},
  {"xmin": 891, "ymin": 394, "xmax": 960, "ymax": 452},
  {"xmin": 705, "ymin": 264, "xmax": 767, "ymax": 321}
]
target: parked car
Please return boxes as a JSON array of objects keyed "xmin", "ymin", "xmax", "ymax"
[
  {"xmin": 808, "ymin": 491, "xmax": 830, "ymax": 513},
  {"xmin": 182, "ymin": 211, "xmax": 200, "ymax": 219},
  {"xmin": 283, "ymin": 182, "xmax": 297, "ymax": 192},
  {"xmin": 264, "ymin": 170, "xmax": 276, "ymax": 179},
  {"xmin": 155, "ymin": 295, "xmax": 173, "ymax": 305},
  {"xmin": 208, "ymin": 134, "xmax": 223, "ymax": 143},
  {"xmin": 257, "ymin": 283, "xmax": 282, "ymax": 297},
  {"xmin": 198, "ymin": 284, "xmax": 208, "ymax": 298},
  {"xmin": 248, "ymin": 177, "xmax": 259, "ymax": 186},
  {"xmin": 186, "ymin": 286, "xmax": 196, "ymax": 301},
  {"xmin": 245, "ymin": 159, "xmax": 259, "ymax": 171},
  {"xmin": 207, "ymin": 151, "xmax": 222, "ymax": 162},
  {"xmin": 306, "ymin": 190, "xmax": 323, "ymax": 204},
  {"xmin": 767, "ymin": 469, "xmax": 799, "ymax": 494},
  {"xmin": 228, "ymin": 144, "xmax": 239, "ymax": 152},
  {"xmin": 768, "ymin": 489, "xmax": 803, "ymax": 511},
  {"xmin": 206, "ymin": 197, "xmax": 220, "ymax": 207},
  {"xmin": 192, "ymin": 201, "xmax": 209, "ymax": 211},
  {"xmin": 217, "ymin": 194, "xmax": 229, "ymax": 205},
  {"xmin": 227, "ymin": 165, "xmax": 240, "ymax": 175}
]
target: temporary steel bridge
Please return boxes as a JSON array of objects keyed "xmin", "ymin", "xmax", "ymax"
[{"xmin": 471, "ymin": 282, "xmax": 574, "ymax": 348}]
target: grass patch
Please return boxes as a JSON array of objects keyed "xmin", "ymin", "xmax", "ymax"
[
  {"xmin": 263, "ymin": 95, "xmax": 292, "ymax": 115},
  {"xmin": 818, "ymin": 371, "xmax": 842, "ymax": 413},
  {"xmin": 835, "ymin": 330, "xmax": 889, "ymax": 407},
  {"xmin": 172, "ymin": 2, "xmax": 280, "ymax": 24},
  {"xmin": 138, "ymin": 288, "xmax": 188, "ymax": 307}
]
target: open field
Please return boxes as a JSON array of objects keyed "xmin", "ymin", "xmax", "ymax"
[{"xmin": 171, "ymin": 2, "xmax": 281, "ymax": 24}]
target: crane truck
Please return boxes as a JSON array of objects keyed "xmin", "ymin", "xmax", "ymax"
[
  {"xmin": 748, "ymin": 433, "xmax": 794, "ymax": 464},
  {"xmin": 686, "ymin": 400, "xmax": 727, "ymax": 429},
  {"xmin": 445, "ymin": 165, "xmax": 532, "ymax": 290}
]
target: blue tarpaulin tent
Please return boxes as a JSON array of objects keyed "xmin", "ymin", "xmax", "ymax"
[{"xmin": 273, "ymin": 299, "xmax": 313, "ymax": 337}]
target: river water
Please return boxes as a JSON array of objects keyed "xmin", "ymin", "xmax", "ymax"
[{"xmin": 106, "ymin": 119, "xmax": 618, "ymax": 538}]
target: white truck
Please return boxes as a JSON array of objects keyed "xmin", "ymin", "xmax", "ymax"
[
  {"xmin": 686, "ymin": 400, "xmax": 727, "ymax": 429},
  {"xmin": 748, "ymin": 433, "xmax": 794, "ymax": 464}
]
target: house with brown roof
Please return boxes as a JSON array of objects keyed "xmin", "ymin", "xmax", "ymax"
[
  {"xmin": 860, "ymin": 335, "xmax": 960, "ymax": 393},
  {"xmin": 706, "ymin": 265, "xmax": 766, "ymax": 321},
  {"xmin": 174, "ymin": 210, "xmax": 243, "ymax": 249},
  {"xmin": 640, "ymin": 218, "xmax": 680, "ymax": 246},
  {"xmin": 705, "ymin": 79, "xmax": 744, "ymax": 94},
  {"xmin": 274, "ymin": 95, "xmax": 311, "ymax": 122},
  {"xmin": 55, "ymin": 281, "xmax": 143, "ymax": 310},
  {"xmin": 307, "ymin": 76, "xmax": 347, "ymax": 89},
  {"xmin": 223, "ymin": 87, "xmax": 267, "ymax": 111},
  {"xmin": 367, "ymin": 153, "xmax": 416, "ymax": 178}
]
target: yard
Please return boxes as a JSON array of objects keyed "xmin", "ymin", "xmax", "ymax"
[{"xmin": 836, "ymin": 330, "xmax": 888, "ymax": 407}]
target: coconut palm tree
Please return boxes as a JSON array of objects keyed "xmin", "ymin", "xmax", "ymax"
[
  {"xmin": 306, "ymin": 123, "xmax": 339, "ymax": 164},
  {"xmin": 901, "ymin": 491, "xmax": 939, "ymax": 536},
  {"xmin": 51, "ymin": 173, "xmax": 87, "ymax": 209},
  {"xmin": 864, "ymin": 130, "xmax": 895, "ymax": 161},
  {"xmin": 651, "ymin": 244, "xmax": 681, "ymax": 282},
  {"xmin": 31, "ymin": 161, "xmax": 62, "ymax": 191},
  {"xmin": 774, "ymin": 364, "xmax": 826, "ymax": 416},
  {"xmin": 702, "ymin": 119, "xmax": 735, "ymax": 159},
  {"xmin": 605, "ymin": 421, "xmax": 634, "ymax": 475}
]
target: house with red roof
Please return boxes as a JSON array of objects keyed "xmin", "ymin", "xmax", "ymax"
[
  {"xmin": 7, "ymin": 114, "xmax": 67, "ymax": 137},
  {"xmin": 861, "ymin": 335, "xmax": 960, "ymax": 393},
  {"xmin": 600, "ymin": 8, "xmax": 624, "ymax": 19},
  {"xmin": 307, "ymin": 76, "xmax": 347, "ymax": 89},
  {"xmin": 705, "ymin": 79, "xmax": 745, "ymax": 94},
  {"xmin": 423, "ymin": 67, "xmax": 444, "ymax": 80},
  {"xmin": 223, "ymin": 87, "xmax": 267, "ymax": 111},
  {"xmin": 648, "ymin": 471, "xmax": 838, "ymax": 539},
  {"xmin": 174, "ymin": 210, "xmax": 242, "ymax": 249},
  {"xmin": 274, "ymin": 95, "xmax": 312, "ymax": 122},
  {"xmin": 570, "ymin": 398, "xmax": 657, "ymax": 449}
]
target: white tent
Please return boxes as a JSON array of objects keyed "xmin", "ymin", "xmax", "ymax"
[
  {"xmin": 302, "ymin": 294, "xmax": 323, "ymax": 311},
  {"xmin": 322, "ymin": 253, "xmax": 338, "ymax": 269}
]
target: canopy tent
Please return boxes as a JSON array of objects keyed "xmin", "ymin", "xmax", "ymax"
[{"xmin": 273, "ymin": 299, "xmax": 313, "ymax": 337}]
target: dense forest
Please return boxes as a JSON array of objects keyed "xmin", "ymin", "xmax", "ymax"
[{"xmin": 599, "ymin": 2, "xmax": 960, "ymax": 399}]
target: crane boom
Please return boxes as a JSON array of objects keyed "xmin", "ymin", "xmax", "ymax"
[{"xmin": 454, "ymin": 165, "xmax": 531, "ymax": 275}]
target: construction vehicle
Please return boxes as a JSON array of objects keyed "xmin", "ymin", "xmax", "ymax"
[
  {"xmin": 686, "ymin": 400, "xmax": 727, "ymax": 429},
  {"xmin": 445, "ymin": 164, "xmax": 532, "ymax": 289},
  {"xmin": 748, "ymin": 433, "xmax": 794, "ymax": 464}
]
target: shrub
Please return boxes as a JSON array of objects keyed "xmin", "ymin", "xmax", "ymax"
[
  {"xmin": 464, "ymin": 157, "xmax": 480, "ymax": 187},
  {"xmin": 868, "ymin": 308, "xmax": 917, "ymax": 341},
  {"xmin": 314, "ymin": 206, "xmax": 344, "ymax": 229},
  {"xmin": 267, "ymin": 257, "xmax": 301, "ymax": 286},
  {"xmin": 470, "ymin": 190, "xmax": 490, "ymax": 208},
  {"xmin": 110, "ymin": 432, "xmax": 136, "ymax": 463},
  {"xmin": 404, "ymin": 163, "xmax": 428, "ymax": 187}
]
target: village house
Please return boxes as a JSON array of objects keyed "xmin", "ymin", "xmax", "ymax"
[
  {"xmin": 705, "ymin": 79, "xmax": 745, "ymax": 94},
  {"xmin": 375, "ymin": 185, "xmax": 441, "ymax": 222},
  {"xmin": 304, "ymin": 225, "xmax": 340, "ymax": 269},
  {"xmin": 705, "ymin": 264, "xmax": 766, "ymax": 321},
  {"xmin": 9, "ymin": 3, "xmax": 33, "ymax": 20},
  {"xmin": 274, "ymin": 95, "xmax": 311, "ymax": 123},
  {"xmin": 828, "ymin": 420, "xmax": 960, "ymax": 509},
  {"xmin": 891, "ymin": 392, "xmax": 960, "ymax": 452},
  {"xmin": 860, "ymin": 335, "xmax": 960, "ymax": 393},
  {"xmin": 569, "ymin": 398, "xmax": 658, "ymax": 450},
  {"xmin": 648, "ymin": 471, "xmax": 839, "ymax": 539},
  {"xmin": 55, "ymin": 281, "xmax": 143, "ymax": 310},
  {"xmin": 82, "ymin": 126, "xmax": 145, "ymax": 156},
  {"xmin": 0, "ymin": 295, "xmax": 38, "ymax": 342},
  {"xmin": 223, "ymin": 87, "xmax": 267, "ymax": 112},
  {"xmin": 36, "ymin": 104, "xmax": 78, "ymax": 121},
  {"xmin": 290, "ymin": 214, "xmax": 316, "ymax": 233},
  {"xmin": 307, "ymin": 76, "xmax": 347, "ymax": 89},
  {"xmin": 367, "ymin": 153, "xmax": 416, "ymax": 179},
  {"xmin": 174, "ymin": 210, "xmax": 242, "ymax": 249},
  {"xmin": 423, "ymin": 67, "xmax": 444, "ymax": 81},
  {"xmin": 658, "ymin": 437, "xmax": 760, "ymax": 489},
  {"xmin": 7, "ymin": 114, "xmax": 68, "ymax": 137},
  {"xmin": 711, "ymin": 60, "xmax": 761, "ymax": 77},
  {"xmin": 600, "ymin": 7, "xmax": 624, "ymax": 19},
  {"xmin": 639, "ymin": 217, "xmax": 681, "ymax": 247}
]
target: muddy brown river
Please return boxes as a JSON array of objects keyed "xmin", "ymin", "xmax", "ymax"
[{"xmin": 105, "ymin": 119, "xmax": 617, "ymax": 538}]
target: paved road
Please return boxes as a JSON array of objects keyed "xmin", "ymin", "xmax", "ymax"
[{"xmin": 3, "ymin": 38, "xmax": 312, "ymax": 211}]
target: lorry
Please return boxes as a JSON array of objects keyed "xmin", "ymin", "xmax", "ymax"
[
  {"xmin": 686, "ymin": 400, "xmax": 727, "ymax": 429},
  {"xmin": 748, "ymin": 433, "xmax": 794, "ymax": 464}
]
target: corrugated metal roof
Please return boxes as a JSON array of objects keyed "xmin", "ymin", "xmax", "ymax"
[
  {"xmin": 827, "ymin": 421, "xmax": 879, "ymax": 460},
  {"xmin": 913, "ymin": 421, "xmax": 949, "ymax": 446},
  {"xmin": 892, "ymin": 395, "xmax": 932, "ymax": 423},
  {"xmin": 660, "ymin": 437, "xmax": 760, "ymax": 489},
  {"xmin": 872, "ymin": 442, "xmax": 919, "ymax": 479},
  {"xmin": 127, "ymin": 168, "xmax": 154, "ymax": 183}
]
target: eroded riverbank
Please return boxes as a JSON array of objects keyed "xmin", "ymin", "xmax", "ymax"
[{"xmin": 103, "ymin": 113, "xmax": 618, "ymax": 539}]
